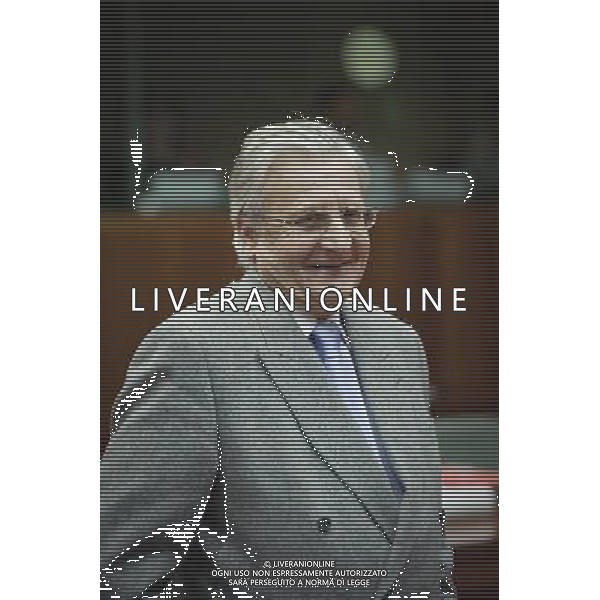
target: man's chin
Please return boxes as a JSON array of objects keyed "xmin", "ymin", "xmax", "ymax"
[
  {"xmin": 260, "ymin": 267, "xmax": 364, "ymax": 297},
  {"xmin": 300, "ymin": 266, "xmax": 362, "ymax": 291}
]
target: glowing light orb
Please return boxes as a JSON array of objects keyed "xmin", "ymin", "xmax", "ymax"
[{"xmin": 341, "ymin": 26, "xmax": 398, "ymax": 89}]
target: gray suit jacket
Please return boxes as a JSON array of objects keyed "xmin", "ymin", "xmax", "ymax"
[{"xmin": 101, "ymin": 274, "xmax": 455, "ymax": 599}]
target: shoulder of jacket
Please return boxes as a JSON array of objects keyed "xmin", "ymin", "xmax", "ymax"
[
  {"xmin": 140, "ymin": 290, "xmax": 257, "ymax": 348},
  {"xmin": 368, "ymin": 306, "xmax": 423, "ymax": 337}
]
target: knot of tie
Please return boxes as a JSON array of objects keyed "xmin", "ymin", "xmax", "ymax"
[{"xmin": 309, "ymin": 320, "xmax": 343, "ymax": 366}]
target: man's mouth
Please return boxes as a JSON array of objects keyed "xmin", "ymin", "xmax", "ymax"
[{"xmin": 308, "ymin": 261, "xmax": 353, "ymax": 270}]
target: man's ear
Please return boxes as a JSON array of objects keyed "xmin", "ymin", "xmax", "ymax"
[{"xmin": 237, "ymin": 212, "xmax": 258, "ymax": 251}]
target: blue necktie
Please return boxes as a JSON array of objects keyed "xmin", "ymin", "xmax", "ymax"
[{"xmin": 309, "ymin": 320, "xmax": 405, "ymax": 497}]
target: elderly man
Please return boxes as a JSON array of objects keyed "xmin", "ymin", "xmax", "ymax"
[{"xmin": 101, "ymin": 120, "xmax": 456, "ymax": 599}]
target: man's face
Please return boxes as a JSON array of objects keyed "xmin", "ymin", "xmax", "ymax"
[{"xmin": 244, "ymin": 156, "xmax": 371, "ymax": 315}]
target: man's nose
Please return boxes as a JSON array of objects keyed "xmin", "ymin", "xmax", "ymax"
[{"xmin": 319, "ymin": 213, "xmax": 353, "ymax": 251}]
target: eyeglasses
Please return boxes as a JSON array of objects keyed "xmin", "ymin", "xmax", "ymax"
[{"xmin": 261, "ymin": 208, "xmax": 377, "ymax": 234}]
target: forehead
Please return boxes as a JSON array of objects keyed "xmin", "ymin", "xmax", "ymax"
[{"xmin": 263, "ymin": 156, "xmax": 365, "ymax": 213}]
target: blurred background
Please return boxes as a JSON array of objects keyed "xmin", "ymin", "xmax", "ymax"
[{"xmin": 101, "ymin": 1, "xmax": 498, "ymax": 597}]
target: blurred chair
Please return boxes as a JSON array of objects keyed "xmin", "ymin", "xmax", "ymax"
[
  {"xmin": 134, "ymin": 168, "xmax": 228, "ymax": 214},
  {"xmin": 436, "ymin": 413, "xmax": 499, "ymax": 547}
]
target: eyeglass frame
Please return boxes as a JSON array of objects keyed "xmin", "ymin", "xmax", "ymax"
[{"xmin": 255, "ymin": 207, "xmax": 378, "ymax": 235}]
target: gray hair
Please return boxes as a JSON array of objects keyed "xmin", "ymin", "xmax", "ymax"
[{"xmin": 227, "ymin": 120, "xmax": 370, "ymax": 269}]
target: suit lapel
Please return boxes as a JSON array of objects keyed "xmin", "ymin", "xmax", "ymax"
[
  {"xmin": 255, "ymin": 303, "xmax": 401, "ymax": 543},
  {"xmin": 343, "ymin": 310, "xmax": 424, "ymax": 504},
  {"xmin": 342, "ymin": 309, "xmax": 428, "ymax": 568}
]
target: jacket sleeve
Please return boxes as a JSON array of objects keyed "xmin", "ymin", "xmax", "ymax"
[
  {"xmin": 393, "ymin": 324, "xmax": 457, "ymax": 599},
  {"xmin": 395, "ymin": 507, "xmax": 457, "ymax": 599},
  {"xmin": 100, "ymin": 326, "xmax": 220, "ymax": 599}
]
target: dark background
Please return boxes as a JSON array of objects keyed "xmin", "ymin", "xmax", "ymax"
[{"xmin": 101, "ymin": 1, "xmax": 498, "ymax": 597}]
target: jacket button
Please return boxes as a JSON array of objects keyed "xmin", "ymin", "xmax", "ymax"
[
  {"xmin": 318, "ymin": 518, "xmax": 331, "ymax": 533},
  {"xmin": 440, "ymin": 577, "xmax": 454, "ymax": 594}
]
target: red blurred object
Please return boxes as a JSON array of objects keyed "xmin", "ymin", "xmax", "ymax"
[
  {"xmin": 441, "ymin": 463, "xmax": 498, "ymax": 548},
  {"xmin": 442, "ymin": 464, "xmax": 499, "ymax": 487}
]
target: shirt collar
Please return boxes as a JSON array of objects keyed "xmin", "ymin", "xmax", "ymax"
[{"xmin": 292, "ymin": 310, "xmax": 351, "ymax": 347}]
